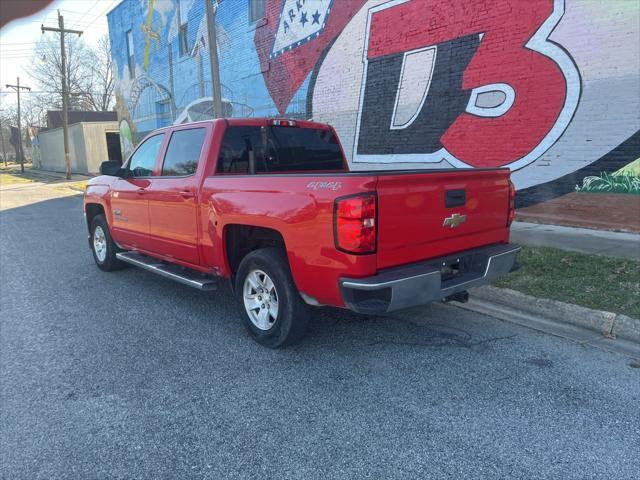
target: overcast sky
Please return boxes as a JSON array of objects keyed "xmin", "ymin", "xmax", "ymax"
[{"xmin": 0, "ymin": 0, "xmax": 121, "ymax": 108}]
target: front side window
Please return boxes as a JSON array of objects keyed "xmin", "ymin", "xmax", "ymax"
[
  {"xmin": 161, "ymin": 128, "xmax": 206, "ymax": 176},
  {"xmin": 126, "ymin": 134, "xmax": 164, "ymax": 177}
]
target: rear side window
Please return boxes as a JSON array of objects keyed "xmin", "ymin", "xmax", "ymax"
[
  {"xmin": 216, "ymin": 126, "xmax": 344, "ymax": 174},
  {"xmin": 161, "ymin": 128, "xmax": 206, "ymax": 176},
  {"xmin": 217, "ymin": 126, "xmax": 262, "ymax": 174}
]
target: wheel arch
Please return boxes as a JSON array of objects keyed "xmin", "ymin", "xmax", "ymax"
[
  {"xmin": 223, "ymin": 224, "xmax": 287, "ymax": 278},
  {"xmin": 85, "ymin": 202, "xmax": 106, "ymax": 233}
]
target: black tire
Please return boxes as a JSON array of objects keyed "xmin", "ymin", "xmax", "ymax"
[
  {"xmin": 90, "ymin": 214, "xmax": 125, "ymax": 272},
  {"xmin": 235, "ymin": 247, "xmax": 309, "ymax": 348}
]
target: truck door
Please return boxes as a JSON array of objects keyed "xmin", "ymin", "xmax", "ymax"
[
  {"xmin": 110, "ymin": 133, "xmax": 165, "ymax": 250},
  {"xmin": 145, "ymin": 126, "xmax": 208, "ymax": 265}
]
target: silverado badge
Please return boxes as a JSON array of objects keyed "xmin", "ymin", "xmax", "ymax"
[{"xmin": 443, "ymin": 213, "xmax": 467, "ymax": 228}]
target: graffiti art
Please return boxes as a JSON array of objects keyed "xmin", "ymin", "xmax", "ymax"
[{"xmin": 108, "ymin": 0, "xmax": 640, "ymax": 210}]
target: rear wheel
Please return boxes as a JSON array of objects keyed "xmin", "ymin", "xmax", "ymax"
[
  {"xmin": 90, "ymin": 214, "xmax": 124, "ymax": 272},
  {"xmin": 235, "ymin": 248, "xmax": 309, "ymax": 348}
]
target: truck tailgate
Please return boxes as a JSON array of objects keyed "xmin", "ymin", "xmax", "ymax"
[{"xmin": 376, "ymin": 169, "xmax": 511, "ymax": 269}]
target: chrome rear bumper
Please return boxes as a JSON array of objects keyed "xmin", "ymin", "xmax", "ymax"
[{"xmin": 340, "ymin": 243, "xmax": 520, "ymax": 314}]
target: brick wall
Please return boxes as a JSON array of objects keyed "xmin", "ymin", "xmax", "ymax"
[{"xmin": 108, "ymin": 0, "xmax": 640, "ymax": 216}]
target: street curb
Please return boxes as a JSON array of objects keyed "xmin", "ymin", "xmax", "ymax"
[
  {"xmin": 16, "ymin": 169, "xmax": 88, "ymax": 193},
  {"xmin": 454, "ymin": 286, "xmax": 640, "ymax": 344},
  {"xmin": 20, "ymin": 168, "xmax": 93, "ymax": 182}
]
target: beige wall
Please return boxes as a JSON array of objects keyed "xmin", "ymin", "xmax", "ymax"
[
  {"xmin": 81, "ymin": 122, "xmax": 120, "ymax": 173},
  {"xmin": 36, "ymin": 121, "xmax": 119, "ymax": 174}
]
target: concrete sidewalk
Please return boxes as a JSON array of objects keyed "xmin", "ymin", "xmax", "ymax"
[
  {"xmin": 511, "ymin": 221, "xmax": 640, "ymax": 260},
  {"xmin": 25, "ymin": 168, "xmax": 92, "ymax": 182}
]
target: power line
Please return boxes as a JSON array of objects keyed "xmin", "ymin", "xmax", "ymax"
[
  {"xmin": 0, "ymin": 49, "xmax": 40, "ymax": 53},
  {"xmin": 68, "ymin": 1, "xmax": 101, "ymax": 28},
  {"xmin": 82, "ymin": 0, "xmax": 117, "ymax": 29},
  {"xmin": 12, "ymin": 19, "xmax": 103, "ymax": 24},
  {"xmin": 0, "ymin": 48, "xmax": 44, "ymax": 53},
  {"xmin": 15, "ymin": 16, "xmax": 107, "ymax": 25},
  {"xmin": 58, "ymin": 9, "xmax": 98, "ymax": 16},
  {"xmin": 0, "ymin": 42, "xmax": 40, "ymax": 46},
  {"xmin": 0, "ymin": 90, "xmax": 112, "ymax": 95}
]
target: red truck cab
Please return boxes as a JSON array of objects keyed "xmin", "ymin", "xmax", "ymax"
[{"xmin": 84, "ymin": 118, "xmax": 519, "ymax": 347}]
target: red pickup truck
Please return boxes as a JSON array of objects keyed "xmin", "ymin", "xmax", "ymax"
[{"xmin": 84, "ymin": 118, "xmax": 519, "ymax": 347}]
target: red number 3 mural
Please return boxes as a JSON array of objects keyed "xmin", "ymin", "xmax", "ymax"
[{"xmin": 354, "ymin": 0, "xmax": 581, "ymax": 169}]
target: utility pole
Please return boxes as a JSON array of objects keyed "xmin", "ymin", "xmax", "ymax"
[
  {"xmin": 5, "ymin": 78, "xmax": 31, "ymax": 173},
  {"xmin": 42, "ymin": 11, "xmax": 82, "ymax": 179},
  {"xmin": 205, "ymin": 0, "xmax": 223, "ymax": 118}
]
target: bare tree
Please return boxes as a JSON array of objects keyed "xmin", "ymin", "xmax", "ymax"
[
  {"xmin": 27, "ymin": 34, "xmax": 92, "ymax": 111},
  {"xmin": 21, "ymin": 94, "xmax": 48, "ymax": 128},
  {"xmin": 81, "ymin": 35, "xmax": 116, "ymax": 111},
  {"xmin": 27, "ymin": 34, "xmax": 115, "ymax": 113},
  {"xmin": 0, "ymin": 106, "xmax": 18, "ymax": 164},
  {"xmin": 0, "ymin": 104, "xmax": 18, "ymax": 127}
]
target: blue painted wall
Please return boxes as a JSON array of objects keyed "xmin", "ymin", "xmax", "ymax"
[{"xmin": 108, "ymin": 0, "xmax": 291, "ymax": 154}]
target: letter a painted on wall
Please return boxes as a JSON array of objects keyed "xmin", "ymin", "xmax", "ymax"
[{"xmin": 270, "ymin": 0, "xmax": 333, "ymax": 58}]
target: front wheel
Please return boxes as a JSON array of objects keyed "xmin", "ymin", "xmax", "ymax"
[
  {"xmin": 90, "ymin": 214, "xmax": 124, "ymax": 272},
  {"xmin": 235, "ymin": 248, "xmax": 309, "ymax": 348}
]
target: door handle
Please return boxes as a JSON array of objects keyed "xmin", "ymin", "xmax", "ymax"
[
  {"xmin": 136, "ymin": 188, "xmax": 146, "ymax": 195},
  {"xmin": 179, "ymin": 190, "xmax": 195, "ymax": 198}
]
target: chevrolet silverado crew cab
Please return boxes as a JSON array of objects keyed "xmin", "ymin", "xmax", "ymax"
[{"xmin": 84, "ymin": 118, "xmax": 519, "ymax": 348}]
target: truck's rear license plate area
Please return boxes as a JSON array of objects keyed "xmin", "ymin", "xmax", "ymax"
[{"xmin": 440, "ymin": 260, "xmax": 463, "ymax": 282}]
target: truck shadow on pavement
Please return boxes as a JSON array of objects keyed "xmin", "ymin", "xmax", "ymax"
[{"xmin": 115, "ymin": 264, "xmax": 517, "ymax": 355}]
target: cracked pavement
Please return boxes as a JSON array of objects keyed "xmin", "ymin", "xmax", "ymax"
[{"xmin": 1, "ymin": 186, "xmax": 639, "ymax": 479}]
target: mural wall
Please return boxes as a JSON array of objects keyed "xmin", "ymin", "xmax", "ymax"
[{"xmin": 108, "ymin": 0, "xmax": 640, "ymax": 224}]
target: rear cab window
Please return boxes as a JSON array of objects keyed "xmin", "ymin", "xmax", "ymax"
[{"xmin": 216, "ymin": 125, "xmax": 345, "ymax": 174}]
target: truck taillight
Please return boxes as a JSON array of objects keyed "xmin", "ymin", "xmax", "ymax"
[
  {"xmin": 507, "ymin": 180, "xmax": 516, "ymax": 226},
  {"xmin": 334, "ymin": 193, "xmax": 377, "ymax": 254}
]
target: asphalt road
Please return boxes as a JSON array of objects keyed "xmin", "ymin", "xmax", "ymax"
[{"xmin": 1, "ymin": 184, "xmax": 639, "ymax": 479}]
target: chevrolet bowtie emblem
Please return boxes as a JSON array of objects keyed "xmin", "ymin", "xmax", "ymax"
[{"xmin": 443, "ymin": 213, "xmax": 467, "ymax": 228}]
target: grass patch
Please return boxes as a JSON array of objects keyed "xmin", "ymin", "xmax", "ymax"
[
  {"xmin": 0, "ymin": 172, "xmax": 35, "ymax": 185},
  {"xmin": 494, "ymin": 246, "xmax": 640, "ymax": 318},
  {"xmin": 0, "ymin": 162, "xmax": 32, "ymax": 172},
  {"xmin": 575, "ymin": 171, "xmax": 640, "ymax": 194}
]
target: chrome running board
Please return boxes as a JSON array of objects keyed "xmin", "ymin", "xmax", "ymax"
[{"xmin": 116, "ymin": 252, "xmax": 217, "ymax": 291}]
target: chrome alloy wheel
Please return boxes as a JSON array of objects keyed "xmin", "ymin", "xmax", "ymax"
[
  {"xmin": 93, "ymin": 225, "xmax": 107, "ymax": 262},
  {"xmin": 243, "ymin": 269, "xmax": 279, "ymax": 330}
]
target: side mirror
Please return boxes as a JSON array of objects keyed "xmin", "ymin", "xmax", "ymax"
[{"xmin": 100, "ymin": 160, "xmax": 122, "ymax": 176}]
